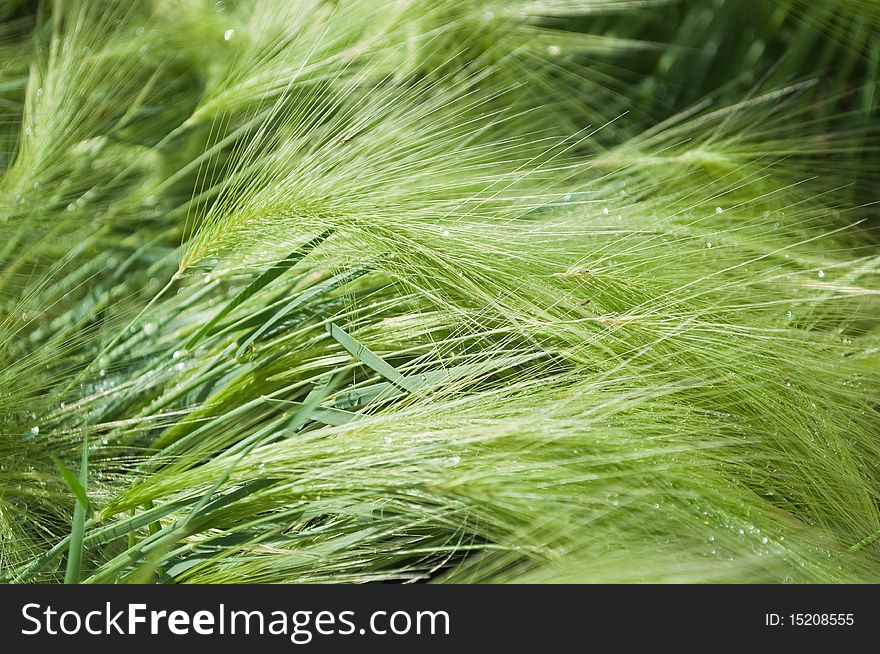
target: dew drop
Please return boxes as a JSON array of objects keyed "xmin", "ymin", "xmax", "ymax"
[
  {"xmin": 602, "ymin": 207, "xmax": 609, "ymax": 215},
  {"xmin": 817, "ymin": 269, "xmax": 825, "ymax": 278},
  {"xmin": 36, "ymin": 87, "xmax": 43, "ymax": 97},
  {"xmin": 30, "ymin": 426, "xmax": 39, "ymax": 437},
  {"xmin": 706, "ymin": 241, "xmax": 712, "ymax": 248},
  {"xmin": 715, "ymin": 206, "xmax": 723, "ymax": 214},
  {"xmin": 384, "ymin": 436, "xmax": 393, "ymax": 445},
  {"xmin": 143, "ymin": 322, "xmax": 157, "ymax": 336},
  {"xmin": 224, "ymin": 28, "xmax": 235, "ymax": 41},
  {"xmin": 448, "ymin": 455, "xmax": 461, "ymax": 466},
  {"xmin": 547, "ymin": 45, "xmax": 561, "ymax": 56}
]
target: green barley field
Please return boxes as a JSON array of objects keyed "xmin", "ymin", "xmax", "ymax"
[{"xmin": 1, "ymin": 0, "xmax": 879, "ymax": 584}]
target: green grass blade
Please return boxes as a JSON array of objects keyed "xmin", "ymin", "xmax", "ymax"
[
  {"xmin": 326, "ymin": 322, "xmax": 419, "ymax": 393},
  {"xmin": 185, "ymin": 229, "xmax": 333, "ymax": 350},
  {"xmin": 235, "ymin": 267, "xmax": 366, "ymax": 358},
  {"xmin": 53, "ymin": 457, "xmax": 91, "ymax": 514},
  {"xmin": 62, "ymin": 431, "xmax": 89, "ymax": 584}
]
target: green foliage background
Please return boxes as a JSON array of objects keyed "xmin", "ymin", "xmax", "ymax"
[{"xmin": 1, "ymin": 0, "xmax": 879, "ymax": 583}]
